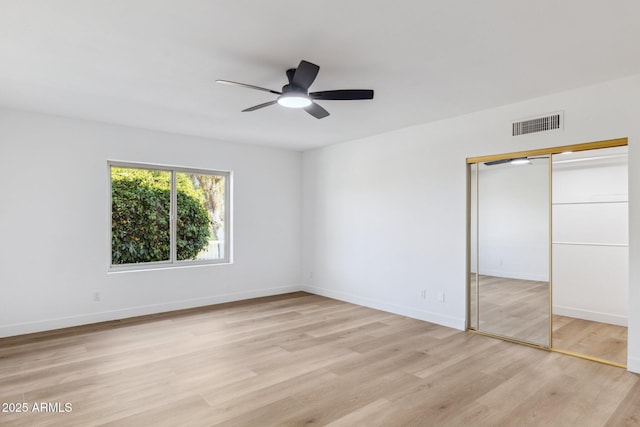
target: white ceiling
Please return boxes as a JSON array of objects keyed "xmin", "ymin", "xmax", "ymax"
[{"xmin": 1, "ymin": 1, "xmax": 640, "ymax": 151}]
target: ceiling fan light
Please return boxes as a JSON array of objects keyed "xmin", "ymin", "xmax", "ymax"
[{"xmin": 277, "ymin": 94, "xmax": 312, "ymax": 108}]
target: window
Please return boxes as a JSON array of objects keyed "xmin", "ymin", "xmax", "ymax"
[{"xmin": 110, "ymin": 162, "xmax": 230, "ymax": 269}]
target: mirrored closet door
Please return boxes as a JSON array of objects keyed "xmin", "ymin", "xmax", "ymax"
[
  {"xmin": 470, "ymin": 157, "xmax": 550, "ymax": 347},
  {"xmin": 551, "ymin": 145, "xmax": 628, "ymax": 366},
  {"xmin": 468, "ymin": 138, "xmax": 628, "ymax": 367}
]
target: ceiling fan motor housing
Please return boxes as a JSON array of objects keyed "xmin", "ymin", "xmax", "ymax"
[{"xmin": 281, "ymin": 84, "xmax": 307, "ymax": 95}]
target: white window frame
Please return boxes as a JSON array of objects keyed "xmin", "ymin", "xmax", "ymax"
[{"xmin": 108, "ymin": 161, "xmax": 232, "ymax": 271}]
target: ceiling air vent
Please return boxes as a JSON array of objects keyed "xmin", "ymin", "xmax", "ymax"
[{"xmin": 512, "ymin": 112, "xmax": 563, "ymax": 136}]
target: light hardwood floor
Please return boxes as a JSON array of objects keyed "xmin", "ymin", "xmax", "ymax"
[
  {"xmin": 1, "ymin": 292, "xmax": 639, "ymax": 426},
  {"xmin": 472, "ymin": 275, "xmax": 550, "ymax": 345},
  {"xmin": 553, "ymin": 314, "xmax": 628, "ymax": 366},
  {"xmin": 472, "ymin": 275, "xmax": 628, "ymax": 365}
]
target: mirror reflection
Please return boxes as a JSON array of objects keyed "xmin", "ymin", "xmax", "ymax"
[
  {"xmin": 475, "ymin": 157, "xmax": 550, "ymax": 347},
  {"xmin": 468, "ymin": 142, "xmax": 629, "ymax": 364},
  {"xmin": 551, "ymin": 146, "xmax": 628, "ymax": 365}
]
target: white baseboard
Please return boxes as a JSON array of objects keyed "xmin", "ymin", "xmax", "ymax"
[
  {"xmin": 628, "ymin": 356, "xmax": 640, "ymax": 374},
  {"xmin": 479, "ymin": 269, "xmax": 548, "ymax": 282},
  {"xmin": 301, "ymin": 285, "xmax": 465, "ymax": 330},
  {"xmin": 553, "ymin": 305, "xmax": 627, "ymax": 326},
  {"xmin": 0, "ymin": 285, "xmax": 301, "ymax": 338}
]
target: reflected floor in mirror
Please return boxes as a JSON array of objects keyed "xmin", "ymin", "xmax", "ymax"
[
  {"xmin": 553, "ymin": 315, "xmax": 627, "ymax": 366},
  {"xmin": 475, "ymin": 275, "xmax": 627, "ymax": 366},
  {"xmin": 477, "ymin": 275, "xmax": 550, "ymax": 346}
]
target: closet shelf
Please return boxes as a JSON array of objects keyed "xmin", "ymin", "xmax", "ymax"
[
  {"xmin": 552, "ymin": 200, "xmax": 627, "ymax": 206},
  {"xmin": 552, "ymin": 241, "xmax": 628, "ymax": 247}
]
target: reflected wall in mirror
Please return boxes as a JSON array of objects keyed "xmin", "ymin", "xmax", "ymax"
[
  {"xmin": 551, "ymin": 146, "xmax": 628, "ymax": 365},
  {"xmin": 476, "ymin": 158, "xmax": 550, "ymax": 346}
]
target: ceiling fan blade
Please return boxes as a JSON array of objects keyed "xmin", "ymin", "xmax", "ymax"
[
  {"xmin": 242, "ymin": 100, "xmax": 278, "ymax": 112},
  {"xmin": 304, "ymin": 102, "xmax": 330, "ymax": 119},
  {"xmin": 216, "ymin": 80, "xmax": 281, "ymax": 95},
  {"xmin": 310, "ymin": 89, "xmax": 374, "ymax": 100},
  {"xmin": 292, "ymin": 60, "xmax": 320, "ymax": 90}
]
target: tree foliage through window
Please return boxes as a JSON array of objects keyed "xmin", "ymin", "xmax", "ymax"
[{"xmin": 111, "ymin": 166, "xmax": 226, "ymax": 266}]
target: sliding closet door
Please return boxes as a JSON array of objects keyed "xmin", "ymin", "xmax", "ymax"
[
  {"xmin": 475, "ymin": 159, "xmax": 550, "ymax": 347},
  {"xmin": 552, "ymin": 146, "xmax": 628, "ymax": 365},
  {"xmin": 468, "ymin": 139, "xmax": 628, "ymax": 362},
  {"xmin": 469, "ymin": 163, "xmax": 478, "ymax": 329}
]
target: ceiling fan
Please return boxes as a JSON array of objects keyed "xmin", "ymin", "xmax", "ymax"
[{"xmin": 216, "ymin": 60, "xmax": 374, "ymax": 119}]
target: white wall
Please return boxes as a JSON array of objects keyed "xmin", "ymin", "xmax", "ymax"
[
  {"xmin": 476, "ymin": 161, "xmax": 550, "ymax": 281},
  {"xmin": 302, "ymin": 74, "xmax": 640, "ymax": 372},
  {"xmin": 553, "ymin": 152, "xmax": 628, "ymax": 326},
  {"xmin": 0, "ymin": 109, "xmax": 302, "ymax": 337}
]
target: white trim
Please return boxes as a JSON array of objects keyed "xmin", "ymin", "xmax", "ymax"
[
  {"xmin": 302, "ymin": 285, "xmax": 465, "ymax": 330},
  {"xmin": 478, "ymin": 269, "xmax": 548, "ymax": 282},
  {"xmin": 108, "ymin": 161, "xmax": 232, "ymax": 271},
  {"xmin": 628, "ymin": 356, "xmax": 640, "ymax": 374},
  {"xmin": 170, "ymin": 169, "xmax": 177, "ymax": 263},
  {"xmin": 553, "ymin": 305, "xmax": 627, "ymax": 326},
  {"xmin": 0, "ymin": 285, "xmax": 300, "ymax": 338},
  {"xmin": 226, "ymin": 170, "xmax": 234, "ymax": 264}
]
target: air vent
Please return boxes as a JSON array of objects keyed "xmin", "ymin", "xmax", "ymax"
[{"xmin": 512, "ymin": 112, "xmax": 562, "ymax": 136}]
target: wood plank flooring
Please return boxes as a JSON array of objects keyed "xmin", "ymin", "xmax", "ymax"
[
  {"xmin": 553, "ymin": 314, "xmax": 628, "ymax": 366},
  {"xmin": 473, "ymin": 275, "xmax": 550, "ymax": 345},
  {"xmin": 1, "ymin": 292, "xmax": 639, "ymax": 426},
  {"xmin": 472, "ymin": 275, "xmax": 628, "ymax": 365}
]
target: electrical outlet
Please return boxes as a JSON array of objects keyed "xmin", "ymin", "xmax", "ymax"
[{"xmin": 93, "ymin": 291, "xmax": 101, "ymax": 302}]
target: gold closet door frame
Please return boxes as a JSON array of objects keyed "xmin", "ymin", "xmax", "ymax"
[{"xmin": 466, "ymin": 137, "xmax": 628, "ymax": 365}]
